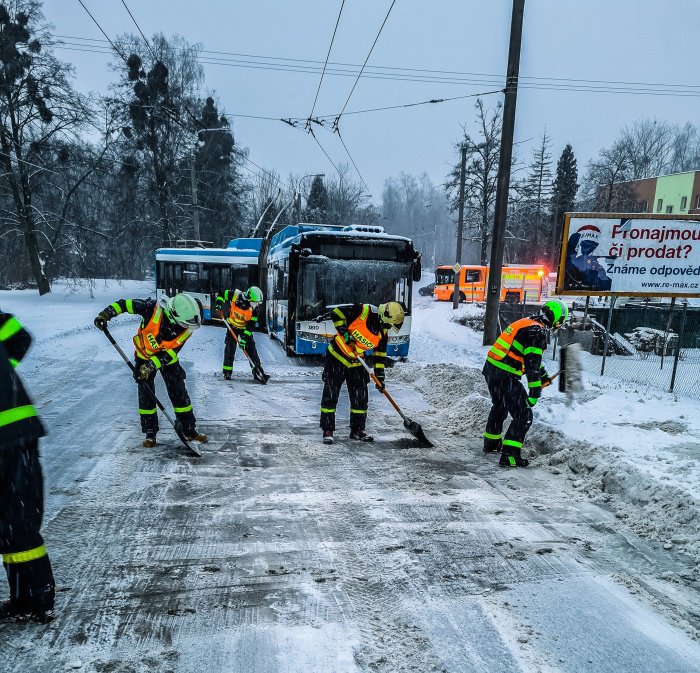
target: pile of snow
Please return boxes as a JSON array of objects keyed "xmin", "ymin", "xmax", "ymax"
[{"xmin": 404, "ymin": 296, "xmax": 700, "ymax": 564}]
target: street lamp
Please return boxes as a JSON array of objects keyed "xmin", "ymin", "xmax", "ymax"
[{"xmin": 295, "ymin": 173, "xmax": 325, "ymax": 224}]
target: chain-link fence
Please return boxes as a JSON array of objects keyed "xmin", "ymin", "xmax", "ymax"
[{"xmin": 553, "ymin": 298, "xmax": 700, "ymax": 399}]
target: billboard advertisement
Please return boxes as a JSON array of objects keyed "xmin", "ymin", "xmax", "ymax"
[{"xmin": 556, "ymin": 213, "xmax": 700, "ymax": 297}]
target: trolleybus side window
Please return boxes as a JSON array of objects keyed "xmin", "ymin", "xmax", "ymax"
[{"xmin": 465, "ymin": 270, "xmax": 480, "ymax": 283}]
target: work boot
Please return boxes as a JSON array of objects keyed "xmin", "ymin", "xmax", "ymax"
[
  {"xmin": 483, "ymin": 437, "xmax": 502, "ymax": 454},
  {"xmin": 499, "ymin": 451, "xmax": 529, "ymax": 468},
  {"xmin": 143, "ymin": 432, "xmax": 157, "ymax": 448},
  {"xmin": 323, "ymin": 431, "xmax": 335, "ymax": 445},
  {"xmin": 186, "ymin": 431, "xmax": 208, "ymax": 443},
  {"xmin": 0, "ymin": 599, "xmax": 54, "ymax": 624},
  {"xmin": 223, "ymin": 372, "xmax": 232, "ymax": 381},
  {"xmin": 349, "ymin": 430, "xmax": 374, "ymax": 442}
]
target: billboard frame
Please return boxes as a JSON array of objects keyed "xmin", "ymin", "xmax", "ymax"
[{"xmin": 556, "ymin": 211, "xmax": 700, "ymax": 298}]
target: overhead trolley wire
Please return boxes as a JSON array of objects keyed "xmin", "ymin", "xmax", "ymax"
[
  {"xmin": 308, "ymin": 0, "xmax": 346, "ymax": 124},
  {"xmin": 336, "ymin": 0, "xmax": 397, "ymax": 120},
  {"xmin": 119, "ymin": 0, "xmax": 159, "ymax": 63},
  {"xmin": 56, "ymin": 34, "xmax": 700, "ymax": 93},
  {"xmin": 74, "ymin": 0, "xmax": 130, "ymax": 65}
]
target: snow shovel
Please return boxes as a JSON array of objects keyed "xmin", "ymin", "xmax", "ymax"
[
  {"xmin": 356, "ymin": 356, "xmax": 434, "ymax": 448},
  {"xmin": 557, "ymin": 343, "xmax": 584, "ymax": 395},
  {"xmin": 101, "ymin": 326, "xmax": 201, "ymax": 457},
  {"xmin": 217, "ymin": 310, "xmax": 270, "ymax": 384}
]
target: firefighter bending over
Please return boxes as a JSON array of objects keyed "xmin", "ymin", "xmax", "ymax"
[
  {"xmin": 320, "ymin": 302, "xmax": 405, "ymax": 444},
  {"xmin": 0, "ymin": 310, "xmax": 56, "ymax": 623},
  {"xmin": 215, "ymin": 286, "xmax": 268, "ymax": 383},
  {"xmin": 94, "ymin": 293, "xmax": 208, "ymax": 448},
  {"xmin": 482, "ymin": 299, "xmax": 568, "ymax": 467}
]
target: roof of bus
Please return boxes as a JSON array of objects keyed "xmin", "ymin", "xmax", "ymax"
[
  {"xmin": 226, "ymin": 237, "xmax": 262, "ymax": 253},
  {"xmin": 155, "ymin": 247, "xmax": 259, "ymax": 263},
  {"xmin": 270, "ymin": 223, "xmax": 412, "ymax": 253}
]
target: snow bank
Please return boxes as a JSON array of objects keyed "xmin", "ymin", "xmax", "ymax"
[{"xmin": 403, "ymin": 297, "xmax": 700, "ymax": 564}]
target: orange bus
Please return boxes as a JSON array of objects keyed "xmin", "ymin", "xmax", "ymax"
[{"xmin": 433, "ymin": 264, "xmax": 547, "ymax": 304}]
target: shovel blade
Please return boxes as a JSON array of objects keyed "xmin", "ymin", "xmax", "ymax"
[{"xmin": 403, "ymin": 417, "xmax": 434, "ymax": 448}]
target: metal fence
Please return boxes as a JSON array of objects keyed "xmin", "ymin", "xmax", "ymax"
[{"xmin": 553, "ymin": 298, "xmax": 700, "ymax": 399}]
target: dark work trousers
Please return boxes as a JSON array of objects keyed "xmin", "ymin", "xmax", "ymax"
[
  {"xmin": 223, "ymin": 327, "xmax": 261, "ymax": 373},
  {"xmin": 136, "ymin": 357, "xmax": 196, "ymax": 435},
  {"xmin": 0, "ymin": 440, "xmax": 55, "ymax": 611},
  {"xmin": 483, "ymin": 365, "xmax": 533, "ymax": 452},
  {"xmin": 320, "ymin": 352, "xmax": 370, "ymax": 433}
]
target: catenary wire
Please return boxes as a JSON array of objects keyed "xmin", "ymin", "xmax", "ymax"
[
  {"xmin": 55, "ymin": 34, "xmax": 700, "ymax": 92},
  {"xmin": 337, "ymin": 0, "xmax": 397, "ymax": 119},
  {"xmin": 308, "ymin": 0, "xmax": 346, "ymax": 123},
  {"xmin": 119, "ymin": 0, "xmax": 159, "ymax": 63}
]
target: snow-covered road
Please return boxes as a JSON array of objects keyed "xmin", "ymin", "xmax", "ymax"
[{"xmin": 1, "ymin": 281, "xmax": 699, "ymax": 673}]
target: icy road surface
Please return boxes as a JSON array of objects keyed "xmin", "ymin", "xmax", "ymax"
[{"xmin": 0, "ymin": 281, "xmax": 699, "ymax": 673}]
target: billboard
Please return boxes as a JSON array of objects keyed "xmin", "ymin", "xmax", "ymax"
[{"xmin": 556, "ymin": 213, "xmax": 700, "ymax": 297}]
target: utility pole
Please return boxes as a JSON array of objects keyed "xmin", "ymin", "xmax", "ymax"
[
  {"xmin": 190, "ymin": 156, "xmax": 200, "ymax": 242},
  {"xmin": 452, "ymin": 143, "xmax": 468, "ymax": 309},
  {"xmin": 483, "ymin": 0, "xmax": 525, "ymax": 344}
]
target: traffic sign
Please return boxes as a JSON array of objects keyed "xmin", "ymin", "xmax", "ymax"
[{"xmin": 452, "ymin": 263, "xmax": 461, "ymax": 273}]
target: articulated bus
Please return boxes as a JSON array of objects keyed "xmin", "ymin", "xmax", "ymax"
[
  {"xmin": 266, "ymin": 224, "xmax": 421, "ymax": 357},
  {"xmin": 155, "ymin": 238, "xmax": 261, "ymax": 321}
]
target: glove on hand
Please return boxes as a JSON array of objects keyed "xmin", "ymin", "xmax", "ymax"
[
  {"xmin": 238, "ymin": 331, "xmax": 250, "ymax": 350},
  {"xmin": 526, "ymin": 396, "xmax": 538, "ymax": 408},
  {"xmin": 215, "ymin": 300, "xmax": 224, "ymax": 313},
  {"xmin": 94, "ymin": 311, "xmax": 108, "ymax": 331},
  {"xmin": 134, "ymin": 361, "xmax": 156, "ymax": 382}
]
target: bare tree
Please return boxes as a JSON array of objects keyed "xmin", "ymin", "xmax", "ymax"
[
  {"xmin": 0, "ymin": 1, "xmax": 89, "ymax": 293},
  {"xmin": 445, "ymin": 98, "xmax": 502, "ymax": 265}
]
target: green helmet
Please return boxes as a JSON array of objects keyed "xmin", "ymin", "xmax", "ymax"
[
  {"xmin": 245, "ymin": 286, "xmax": 263, "ymax": 304},
  {"xmin": 166, "ymin": 293, "xmax": 201, "ymax": 329},
  {"xmin": 538, "ymin": 299, "xmax": 568, "ymax": 330}
]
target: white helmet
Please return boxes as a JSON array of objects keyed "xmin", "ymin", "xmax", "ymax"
[{"xmin": 167, "ymin": 293, "xmax": 201, "ymax": 329}]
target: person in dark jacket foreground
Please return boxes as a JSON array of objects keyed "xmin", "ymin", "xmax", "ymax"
[
  {"xmin": 0, "ymin": 311, "xmax": 56, "ymax": 623},
  {"xmin": 482, "ymin": 299, "xmax": 568, "ymax": 467}
]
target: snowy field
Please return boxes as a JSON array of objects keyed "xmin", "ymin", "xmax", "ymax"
[{"xmin": 0, "ymin": 278, "xmax": 698, "ymax": 673}]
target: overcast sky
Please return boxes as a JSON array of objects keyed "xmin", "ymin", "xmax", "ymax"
[{"xmin": 44, "ymin": 0, "xmax": 700, "ymax": 202}]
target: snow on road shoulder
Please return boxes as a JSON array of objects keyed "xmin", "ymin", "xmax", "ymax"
[{"xmin": 403, "ymin": 295, "xmax": 700, "ymax": 563}]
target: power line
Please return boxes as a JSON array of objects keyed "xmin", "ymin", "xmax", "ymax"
[
  {"xmin": 119, "ymin": 0, "xmax": 159, "ymax": 63},
  {"xmin": 309, "ymin": 128, "xmax": 340, "ymax": 174},
  {"xmin": 337, "ymin": 0, "xmax": 397, "ymax": 120},
  {"xmin": 74, "ymin": 1, "xmax": 130, "ymax": 65},
  {"xmin": 54, "ymin": 39, "xmax": 700, "ymax": 98},
  {"xmin": 308, "ymin": 0, "xmax": 346, "ymax": 124},
  {"xmin": 334, "ymin": 128, "xmax": 371, "ymax": 195},
  {"xmin": 56, "ymin": 34, "xmax": 700, "ymax": 92}
]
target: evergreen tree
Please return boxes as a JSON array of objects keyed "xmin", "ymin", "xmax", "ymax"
[
  {"xmin": 195, "ymin": 97, "xmax": 240, "ymax": 244},
  {"xmin": 516, "ymin": 132, "xmax": 553, "ymax": 263},
  {"xmin": 550, "ymin": 144, "xmax": 579, "ymax": 267},
  {"xmin": 305, "ymin": 174, "xmax": 329, "ymax": 222}
]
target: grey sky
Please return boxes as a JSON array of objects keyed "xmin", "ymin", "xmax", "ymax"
[{"xmin": 44, "ymin": 0, "xmax": 700, "ymax": 201}]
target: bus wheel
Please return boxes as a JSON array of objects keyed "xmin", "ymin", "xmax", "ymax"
[
  {"xmin": 449, "ymin": 292, "xmax": 466, "ymax": 303},
  {"xmin": 504, "ymin": 292, "xmax": 520, "ymax": 305}
]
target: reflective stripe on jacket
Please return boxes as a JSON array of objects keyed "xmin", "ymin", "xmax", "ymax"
[
  {"xmin": 332, "ymin": 304, "xmax": 382, "ymax": 360},
  {"xmin": 0, "ymin": 312, "xmax": 45, "ymax": 449},
  {"xmin": 228, "ymin": 290, "xmax": 253, "ymax": 329},
  {"xmin": 486, "ymin": 318, "xmax": 539, "ymax": 377},
  {"xmin": 133, "ymin": 305, "xmax": 192, "ymax": 361}
]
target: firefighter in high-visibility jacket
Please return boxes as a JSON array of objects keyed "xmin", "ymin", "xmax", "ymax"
[
  {"xmin": 482, "ymin": 299, "xmax": 568, "ymax": 467},
  {"xmin": 94, "ymin": 293, "xmax": 207, "ymax": 448},
  {"xmin": 0, "ymin": 311, "xmax": 56, "ymax": 623},
  {"xmin": 320, "ymin": 302, "xmax": 405, "ymax": 444},
  {"xmin": 215, "ymin": 286, "xmax": 268, "ymax": 382}
]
